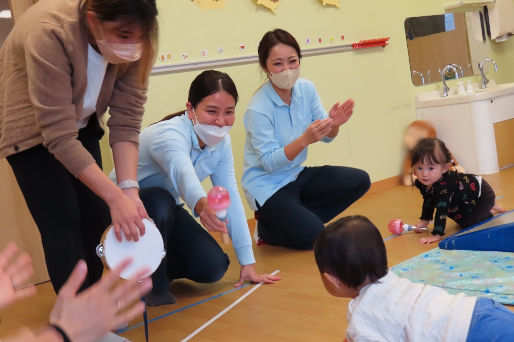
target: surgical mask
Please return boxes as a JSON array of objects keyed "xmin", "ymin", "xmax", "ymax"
[
  {"xmin": 269, "ymin": 68, "xmax": 300, "ymax": 90},
  {"xmin": 191, "ymin": 109, "xmax": 231, "ymax": 146},
  {"xmin": 95, "ymin": 25, "xmax": 143, "ymax": 64}
]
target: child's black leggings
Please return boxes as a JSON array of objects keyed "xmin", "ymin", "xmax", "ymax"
[{"xmin": 458, "ymin": 179, "xmax": 495, "ymax": 228}]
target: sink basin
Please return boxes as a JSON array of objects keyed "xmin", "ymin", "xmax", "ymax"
[{"xmin": 415, "ymin": 81, "xmax": 514, "ymax": 108}]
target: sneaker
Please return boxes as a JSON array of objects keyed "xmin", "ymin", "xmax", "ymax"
[
  {"xmin": 255, "ymin": 221, "xmax": 266, "ymax": 246},
  {"xmin": 144, "ymin": 289, "xmax": 177, "ymax": 306}
]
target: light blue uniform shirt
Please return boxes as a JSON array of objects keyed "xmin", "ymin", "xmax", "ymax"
[
  {"xmin": 134, "ymin": 114, "xmax": 255, "ymax": 266},
  {"xmin": 242, "ymin": 79, "xmax": 333, "ymax": 210}
]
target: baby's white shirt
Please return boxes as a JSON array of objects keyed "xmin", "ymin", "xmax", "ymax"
[{"xmin": 346, "ymin": 271, "xmax": 476, "ymax": 342}]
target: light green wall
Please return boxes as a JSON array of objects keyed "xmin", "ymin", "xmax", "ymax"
[
  {"xmin": 491, "ymin": 37, "xmax": 514, "ymax": 83},
  {"xmin": 101, "ymin": 0, "xmax": 514, "ymax": 217}
]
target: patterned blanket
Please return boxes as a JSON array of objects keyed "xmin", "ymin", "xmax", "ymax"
[{"xmin": 391, "ymin": 248, "xmax": 514, "ymax": 304}]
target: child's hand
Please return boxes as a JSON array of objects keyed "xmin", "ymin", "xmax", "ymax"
[
  {"xmin": 418, "ymin": 235, "xmax": 442, "ymax": 245},
  {"xmin": 0, "ymin": 242, "xmax": 36, "ymax": 310},
  {"xmin": 414, "ymin": 220, "xmax": 430, "ymax": 233}
]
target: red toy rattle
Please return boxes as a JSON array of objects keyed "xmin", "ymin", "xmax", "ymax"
[
  {"xmin": 388, "ymin": 219, "xmax": 428, "ymax": 235},
  {"xmin": 207, "ymin": 186, "xmax": 231, "ymax": 245}
]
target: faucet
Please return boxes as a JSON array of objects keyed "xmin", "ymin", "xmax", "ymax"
[
  {"xmin": 478, "ymin": 58, "xmax": 498, "ymax": 89},
  {"xmin": 440, "ymin": 64, "xmax": 459, "ymax": 97},
  {"xmin": 452, "ymin": 64, "xmax": 464, "ymax": 77},
  {"xmin": 411, "ymin": 70, "xmax": 425, "ymax": 85}
]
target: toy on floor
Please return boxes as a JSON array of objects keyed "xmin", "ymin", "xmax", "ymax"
[
  {"xmin": 439, "ymin": 209, "xmax": 514, "ymax": 253},
  {"xmin": 388, "ymin": 219, "xmax": 428, "ymax": 234},
  {"xmin": 402, "ymin": 120, "xmax": 465, "ymax": 186},
  {"xmin": 207, "ymin": 186, "xmax": 231, "ymax": 244}
]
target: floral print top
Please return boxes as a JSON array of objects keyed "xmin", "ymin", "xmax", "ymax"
[{"xmin": 415, "ymin": 171, "xmax": 480, "ymax": 236}]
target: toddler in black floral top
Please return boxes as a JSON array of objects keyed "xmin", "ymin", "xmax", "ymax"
[{"xmin": 410, "ymin": 138, "xmax": 505, "ymax": 245}]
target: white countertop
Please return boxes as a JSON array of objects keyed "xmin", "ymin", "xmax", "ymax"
[{"xmin": 415, "ymin": 80, "xmax": 514, "ymax": 108}]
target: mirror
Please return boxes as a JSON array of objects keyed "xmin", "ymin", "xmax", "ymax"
[{"xmin": 405, "ymin": 11, "xmax": 489, "ymax": 86}]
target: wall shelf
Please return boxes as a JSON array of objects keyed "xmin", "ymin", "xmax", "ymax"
[{"xmin": 151, "ymin": 38, "xmax": 389, "ymax": 75}]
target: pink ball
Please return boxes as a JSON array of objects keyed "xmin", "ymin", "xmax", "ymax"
[
  {"xmin": 207, "ymin": 186, "xmax": 231, "ymax": 211},
  {"xmin": 388, "ymin": 219, "xmax": 403, "ymax": 234}
]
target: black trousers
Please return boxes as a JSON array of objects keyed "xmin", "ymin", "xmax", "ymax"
[
  {"xmin": 139, "ymin": 187, "xmax": 230, "ymax": 293},
  {"xmin": 257, "ymin": 166, "xmax": 370, "ymax": 250},
  {"xmin": 7, "ymin": 119, "xmax": 110, "ymax": 293},
  {"xmin": 458, "ymin": 178, "xmax": 495, "ymax": 228}
]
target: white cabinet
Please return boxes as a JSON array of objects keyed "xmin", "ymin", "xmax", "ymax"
[{"xmin": 416, "ymin": 84, "xmax": 514, "ymax": 174}]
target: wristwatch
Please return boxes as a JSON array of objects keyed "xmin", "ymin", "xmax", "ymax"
[{"xmin": 118, "ymin": 179, "xmax": 140, "ymax": 190}]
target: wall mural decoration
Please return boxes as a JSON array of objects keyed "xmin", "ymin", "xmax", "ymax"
[
  {"xmin": 256, "ymin": 0, "xmax": 281, "ymax": 13},
  {"xmin": 319, "ymin": 0, "xmax": 340, "ymax": 7},
  {"xmin": 155, "ymin": 0, "xmax": 352, "ymax": 69},
  {"xmin": 190, "ymin": 0, "xmax": 341, "ymax": 14},
  {"xmin": 191, "ymin": 0, "xmax": 227, "ymax": 11}
]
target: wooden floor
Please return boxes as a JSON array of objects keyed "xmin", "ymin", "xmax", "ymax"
[{"xmin": 1, "ymin": 168, "xmax": 513, "ymax": 341}]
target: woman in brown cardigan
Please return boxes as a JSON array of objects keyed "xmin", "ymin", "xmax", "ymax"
[{"xmin": 0, "ymin": 0, "xmax": 158, "ymax": 293}]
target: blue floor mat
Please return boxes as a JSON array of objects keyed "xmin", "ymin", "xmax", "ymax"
[
  {"xmin": 391, "ymin": 248, "xmax": 514, "ymax": 305},
  {"xmin": 439, "ymin": 210, "xmax": 514, "ymax": 252}
]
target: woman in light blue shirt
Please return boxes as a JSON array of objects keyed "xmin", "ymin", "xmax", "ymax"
[
  {"xmin": 243, "ymin": 29, "xmax": 370, "ymax": 250},
  {"xmin": 134, "ymin": 70, "xmax": 280, "ymax": 306}
]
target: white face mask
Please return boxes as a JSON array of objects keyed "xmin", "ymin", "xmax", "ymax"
[
  {"xmin": 268, "ymin": 68, "xmax": 300, "ymax": 90},
  {"xmin": 95, "ymin": 25, "xmax": 143, "ymax": 64},
  {"xmin": 191, "ymin": 109, "xmax": 231, "ymax": 146}
]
